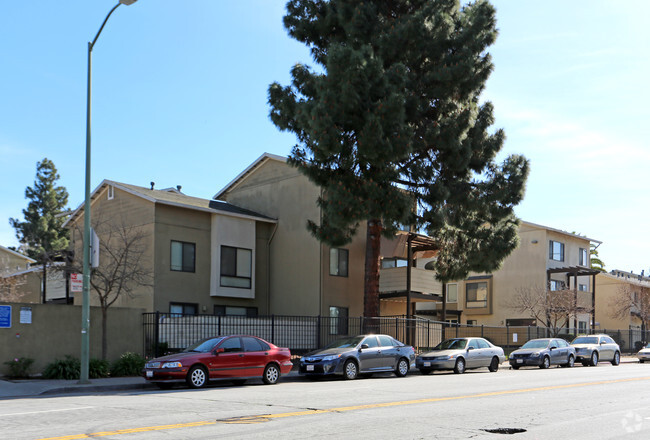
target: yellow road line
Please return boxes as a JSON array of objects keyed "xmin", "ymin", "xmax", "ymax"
[{"xmin": 38, "ymin": 375, "xmax": 650, "ymax": 439}]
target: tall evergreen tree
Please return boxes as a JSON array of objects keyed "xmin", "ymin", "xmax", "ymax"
[
  {"xmin": 269, "ymin": 0, "xmax": 529, "ymax": 317},
  {"xmin": 10, "ymin": 158, "xmax": 69, "ymax": 261}
]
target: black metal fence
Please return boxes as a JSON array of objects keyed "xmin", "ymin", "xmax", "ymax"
[{"xmin": 142, "ymin": 312, "xmax": 649, "ymax": 358}]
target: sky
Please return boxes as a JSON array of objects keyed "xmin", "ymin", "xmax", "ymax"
[{"xmin": 1, "ymin": 1, "xmax": 648, "ymax": 274}]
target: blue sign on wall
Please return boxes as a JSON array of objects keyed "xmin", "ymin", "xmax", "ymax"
[{"xmin": 0, "ymin": 305, "xmax": 11, "ymax": 328}]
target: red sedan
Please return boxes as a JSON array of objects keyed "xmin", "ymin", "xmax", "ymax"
[{"xmin": 143, "ymin": 335, "xmax": 293, "ymax": 389}]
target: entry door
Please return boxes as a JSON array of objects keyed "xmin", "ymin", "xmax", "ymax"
[
  {"xmin": 357, "ymin": 336, "xmax": 382, "ymax": 371},
  {"xmin": 209, "ymin": 337, "xmax": 246, "ymax": 378}
]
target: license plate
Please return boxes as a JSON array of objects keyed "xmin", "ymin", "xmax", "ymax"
[
  {"xmin": 423, "ymin": 361, "xmax": 431, "ymax": 367},
  {"xmin": 307, "ymin": 365, "xmax": 314, "ymax": 371},
  {"xmin": 146, "ymin": 370, "xmax": 153, "ymax": 378},
  {"xmin": 516, "ymin": 359, "xmax": 523, "ymax": 364}
]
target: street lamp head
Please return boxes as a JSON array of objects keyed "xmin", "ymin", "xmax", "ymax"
[{"xmin": 119, "ymin": 0, "xmax": 138, "ymax": 5}]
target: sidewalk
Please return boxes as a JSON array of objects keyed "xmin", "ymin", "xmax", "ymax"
[{"xmin": 0, "ymin": 357, "xmax": 640, "ymax": 399}]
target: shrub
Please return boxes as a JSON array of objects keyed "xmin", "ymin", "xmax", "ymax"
[
  {"xmin": 3, "ymin": 357, "xmax": 34, "ymax": 379},
  {"xmin": 42, "ymin": 355, "xmax": 80, "ymax": 380},
  {"xmin": 89, "ymin": 359, "xmax": 110, "ymax": 378},
  {"xmin": 111, "ymin": 352, "xmax": 146, "ymax": 377}
]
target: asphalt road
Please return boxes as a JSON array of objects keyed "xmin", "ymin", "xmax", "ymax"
[{"xmin": 2, "ymin": 363, "xmax": 650, "ymax": 439}]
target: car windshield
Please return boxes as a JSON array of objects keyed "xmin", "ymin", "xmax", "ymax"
[
  {"xmin": 572, "ymin": 336, "xmax": 598, "ymax": 345},
  {"xmin": 183, "ymin": 337, "xmax": 225, "ymax": 353},
  {"xmin": 324, "ymin": 336, "xmax": 364, "ymax": 349},
  {"xmin": 434, "ymin": 339, "xmax": 467, "ymax": 350},
  {"xmin": 521, "ymin": 340, "xmax": 549, "ymax": 349}
]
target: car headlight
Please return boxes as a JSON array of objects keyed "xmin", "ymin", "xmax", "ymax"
[
  {"xmin": 322, "ymin": 354, "xmax": 342, "ymax": 362},
  {"xmin": 445, "ymin": 354, "xmax": 459, "ymax": 360},
  {"xmin": 530, "ymin": 352, "xmax": 540, "ymax": 357},
  {"xmin": 161, "ymin": 361, "xmax": 182, "ymax": 368}
]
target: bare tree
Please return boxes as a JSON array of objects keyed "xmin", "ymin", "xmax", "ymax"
[
  {"xmin": 609, "ymin": 283, "xmax": 650, "ymax": 333},
  {"xmin": 72, "ymin": 214, "xmax": 152, "ymax": 360},
  {"xmin": 0, "ymin": 273, "xmax": 28, "ymax": 303},
  {"xmin": 507, "ymin": 285, "xmax": 593, "ymax": 337}
]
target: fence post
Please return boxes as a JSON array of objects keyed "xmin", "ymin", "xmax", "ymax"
[
  {"xmin": 154, "ymin": 311, "xmax": 160, "ymax": 358},
  {"xmin": 271, "ymin": 315, "xmax": 275, "ymax": 343},
  {"xmin": 455, "ymin": 322, "xmax": 459, "ymax": 338},
  {"xmin": 481, "ymin": 325, "xmax": 484, "ymax": 338},
  {"xmin": 317, "ymin": 315, "xmax": 321, "ymax": 349},
  {"xmin": 506, "ymin": 325, "xmax": 510, "ymax": 354}
]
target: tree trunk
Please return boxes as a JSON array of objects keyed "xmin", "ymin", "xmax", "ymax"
[
  {"xmin": 363, "ymin": 219, "xmax": 382, "ymax": 322},
  {"xmin": 101, "ymin": 305, "xmax": 108, "ymax": 361}
]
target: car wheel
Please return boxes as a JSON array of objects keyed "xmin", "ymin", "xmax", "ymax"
[
  {"xmin": 186, "ymin": 365, "xmax": 208, "ymax": 389},
  {"xmin": 343, "ymin": 360, "xmax": 358, "ymax": 380},
  {"xmin": 511, "ymin": 365, "xmax": 520, "ymax": 370},
  {"xmin": 395, "ymin": 358, "xmax": 409, "ymax": 377},
  {"xmin": 590, "ymin": 351, "xmax": 599, "ymax": 367},
  {"xmin": 488, "ymin": 357, "xmax": 499, "ymax": 372},
  {"xmin": 262, "ymin": 364, "xmax": 280, "ymax": 385},
  {"xmin": 540, "ymin": 356, "xmax": 550, "ymax": 369},
  {"xmin": 566, "ymin": 355, "xmax": 575, "ymax": 368},
  {"xmin": 155, "ymin": 382, "xmax": 174, "ymax": 390},
  {"xmin": 231, "ymin": 379, "xmax": 247, "ymax": 386},
  {"xmin": 453, "ymin": 358, "xmax": 466, "ymax": 374},
  {"xmin": 419, "ymin": 368, "xmax": 432, "ymax": 375},
  {"xmin": 611, "ymin": 351, "xmax": 620, "ymax": 366},
  {"xmin": 640, "ymin": 360, "xmax": 645, "ymax": 364}
]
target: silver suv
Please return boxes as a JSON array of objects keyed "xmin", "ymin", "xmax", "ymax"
[{"xmin": 570, "ymin": 334, "xmax": 621, "ymax": 367}]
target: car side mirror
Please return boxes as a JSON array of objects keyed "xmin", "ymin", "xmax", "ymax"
[
  {"xmin": 214, "ymin": 348, "xmax": 225, "ymax": 354},
  {"xmin": 360, "ymin": 344, "xmax": 369, "ymax": 350},
  {"xmin": 467, "ymin": 347, "xmax": 473, "ymax": 351},
  {"xmin": 600, "ymin": 341, "xmax": 606, "ymax": 345},
  {"xmin": 550, "ymin": 346, "xmax": 557, "ymax": 350}
]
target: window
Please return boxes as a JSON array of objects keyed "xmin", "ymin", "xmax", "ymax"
[
  {"xmin": 578, "ymin": 321, "xmax": 587, "ymax": 332},
  {"xmin": 549, "ymin": 280, "xmax": 565, "ymax": 291},
  {"xmin": 467, "ymin": 339, "xmax": 479, "ymax": 349},
  {"xmin": 446, "ymin": 284, "xmax": 458, "ymax": 303},
  {"xmin": 506, "ymin": 318, "xmax": 536, "ymax": 326},
  {"xmin": 549, "ymin": 240, "xmax": 564, "ymax": 262},
  {"xmin": 220, "ymin": 246, "xmax": 252, "ymax": 288},
  {"xmin": 362, "ymin": 336, "xmax": 379, "ymax": 348},
  {"xmin": 214, "ymin": 305, "xmax": 258, "ymax": 317},
  {"xmin": 467, "ymin": 319, "xmax": 477, "ymax": 326},
  {"xmin": 329, "ymin": 306, "xmax": 349, "ymax": 335},
  {"xmin": 466, "ymin": 282, "xmax": 488, "ymax": 308},
  {"xmin": 107, "ymin": 185, "xmax": 114, "ymax": 200},
  {"xmin": 445, "ymin": 318, "xmax": 458, "ymax": 324},
  {"xmin": 579, "ymin": 247, "xmax": 588, "ymax": 266},
  {"xmin": 242, "ymin": 337, "xmax": 269, "ymax": 352},
  {"xmin": 378, "ymin": 335, "xmax": 396, "ymax": 347},
  {"xmin": 171, "ymin": 241, "xmax": 195, "ymax": 272},
  {"xmin": 218, "ymin": 337, "xmax": 242, "ymax": 353},
  {"xmin": 329, "ymin": 248, "xmax": 349, "ymax": 277},
  {"xmin": 477, "ymin": 339, "xmax": 490, "ymax": 349},
  {"xmin": 578, "ymin": 284, "xmax": 588, "ymax": 292},
  {"xmin": 381, "ymin": 258, "xmax": 408, "ymax": 268},
  {"xmin": 169, "ymin": 302, "xmax": 197, "ymax": 316}
]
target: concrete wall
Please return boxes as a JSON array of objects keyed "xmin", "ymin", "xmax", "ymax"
[{"xmin": 0, "ymin": 302, "xmax": 144, "ymax": 375}]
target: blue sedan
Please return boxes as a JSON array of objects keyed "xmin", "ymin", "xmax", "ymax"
[{"xmin": 299, "ymin": 334, "xmax": 415, "ymax": 380}]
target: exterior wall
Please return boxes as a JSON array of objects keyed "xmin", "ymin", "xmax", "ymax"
[
  {"xmin": 594, "ymin": 273, "xmax": 637, "ymax": 330},
  {"xmin": 153, "ymin": 203, "xmax": 211, "ymax": 313},
  {"xmin": 0, "ymin": 248, "xmax": 33, "ymax": 276},
  {"xmin": 0, "ymin": 302, "xmax": 143, "ymax": 374},
  {"xmin": 69, "ymin": 186, "xmax": 156, "ymax": 311},
  {"xmin": 220, "ymin": 159, "xmax": 323, "ymax": 316},
  {"xmin": 321, "ymin": 226, "xmax": 367, "ymax": 318}
]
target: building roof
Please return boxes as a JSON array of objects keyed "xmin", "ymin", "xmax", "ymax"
[
  {"xmin": 0, "ymin": 245, "xmax": 36, "ymax": 264},
  {"xmin": 520, "ymin": 220, "xmax": 601, "ymax": 244},
  {"xmin": 64, "ymin": 180, "xmax": 277, "ymax": 228},
  {"xmin": 213, "ymin": 152, "xmax": 287, "ymax": 200}
]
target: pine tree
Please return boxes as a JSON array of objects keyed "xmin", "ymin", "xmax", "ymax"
[
  {"xmin": 269, "ymin": 0, "xmax": 529, "ymax": 317},
  {"xmin": 10, "ymin": 158, "xmax": 70, "ymax": 261}
]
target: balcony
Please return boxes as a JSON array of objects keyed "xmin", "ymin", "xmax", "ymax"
[{"xmin": 379, "ymin": 266, "xmax": 442, "ymax": 296}]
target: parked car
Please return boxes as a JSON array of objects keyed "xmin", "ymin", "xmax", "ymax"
[
  {"xmin": 142, "ymin": 335, "xmax": 293, "ymax": 389},
  {"xmin": 509, "ymin": 338, "xmax": 576, "ymax": 369},
  {"xmin": 416, "ymin": 337, "xmax": 505, "ymax": 375},
  {"xmin": 299, "ymin": 334, "xmax": 415, "ymax": 380},
  {"xmin": 570, "ymin": 334, "xmax": 621, "ymax": 366},
  {"xmin": 637, "ymin": 343, "xmax": 650, "ymax": 363}
]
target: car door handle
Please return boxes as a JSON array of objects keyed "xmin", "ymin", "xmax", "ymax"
[{"xmin": 238, "ymin": 354, "xmax": 244, "ymax": 357}]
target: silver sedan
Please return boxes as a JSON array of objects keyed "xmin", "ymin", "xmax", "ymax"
[{"xmin": 416, "ymin": 337, "xmax": 506, "ymax": 374}]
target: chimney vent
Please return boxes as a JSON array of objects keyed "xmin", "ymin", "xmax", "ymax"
[
  {"xmin": 177, "ymin": 185, "xmax": 182, "ymax": 192},
  {"xmin": 150, "ymin": 181, "xmax": 155, "ymax": 190}
]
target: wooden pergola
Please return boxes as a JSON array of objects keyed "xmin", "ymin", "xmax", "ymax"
[{"xmin": 546, "ymin": 266, "xmax": 601, "ymax": 331}]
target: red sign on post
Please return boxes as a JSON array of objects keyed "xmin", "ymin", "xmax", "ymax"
[{"xmin": 70, "ymin": 273, "xmax": 83, "ymax": 293}]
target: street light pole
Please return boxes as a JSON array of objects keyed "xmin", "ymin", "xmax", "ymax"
[{"xmin": 80, "ymin": 0, "xmax": 138, "ymax": 384}]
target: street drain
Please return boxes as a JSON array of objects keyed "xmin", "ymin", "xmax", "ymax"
[
  {"xmin": 217, "ymin": 415, "xmax": 270, "ymax": 424},
  {"xmin": 481, "ymin": 428, "xmax": 527, "ymax": 435}
]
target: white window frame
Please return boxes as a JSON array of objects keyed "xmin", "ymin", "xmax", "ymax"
[
  {"xmin": 446, "ymin": 283, "xmax": 458, "ymax": 303},
  {"xmin": 107, "ymin": 185, "xmax": 114, "ymax": 200},
  {"xmin": 549, "ymin": 240, "xmax": 564, "ymax": 262}
]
